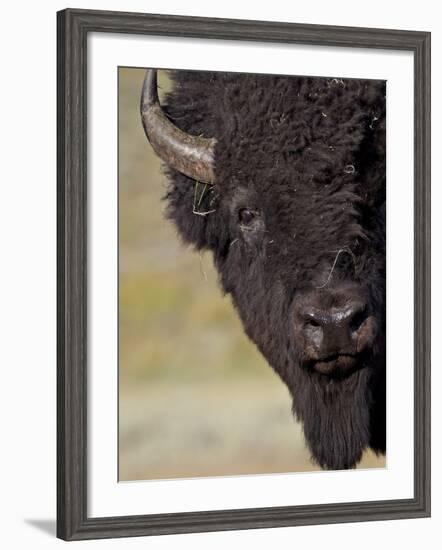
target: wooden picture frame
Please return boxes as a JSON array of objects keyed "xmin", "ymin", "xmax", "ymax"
[{"xmin": 57, "ymin": 8, "xmax": 431, "ymax": 541}]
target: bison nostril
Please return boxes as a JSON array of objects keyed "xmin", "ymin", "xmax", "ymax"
[
  {"xmin": 301, "ymin": 314, "xmax": 324, "ymax": 351},
  {"xmin": 302, "ymin": 311, "xmax": 324, "ymax": 330},
  {"xmin": 349, "ymin": 307, "xmax": 368, "ymax": 333},
  {"xmin": 305, "ymin": 318, "xmax": 321, "ymax": 329}
]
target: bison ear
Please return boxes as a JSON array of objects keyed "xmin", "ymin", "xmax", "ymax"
[{"xmin": 163, "ymin": 170, "xmax": 219, "ymax": 250}]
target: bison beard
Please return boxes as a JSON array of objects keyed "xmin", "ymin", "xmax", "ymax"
[
  {"xmin": 293, "ymin": 368, "xmax": 372, "ymax": 470},
  {"xmin": 140, "ymin": 68, "xmax": 386, "ymax": 470}
]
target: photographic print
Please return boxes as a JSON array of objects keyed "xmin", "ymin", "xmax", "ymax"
[
  {"xmin": 58, "ymin": 9, "xmax": 430, "ymax": 540},
  {"xmin": 118, "ymin": 67, "xmax": 387, "ymax": 481}
]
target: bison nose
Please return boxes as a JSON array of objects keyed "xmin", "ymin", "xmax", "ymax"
[{"xmin": 299, "ymin": 301, "xmax": 369, "ymax": 356}]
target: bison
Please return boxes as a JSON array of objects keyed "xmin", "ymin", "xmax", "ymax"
[{"xmin": 140, "ymin": 68, "xmax": 386, "ymax": 470}]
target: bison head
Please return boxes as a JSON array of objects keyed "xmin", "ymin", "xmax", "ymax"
[{"xmin": 141, "ymin": 69, "xmax": 386, "ymax": 470}]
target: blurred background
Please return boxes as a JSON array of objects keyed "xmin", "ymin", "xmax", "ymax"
[{"xmin": 118, "ymin": 67, "xmax": 385, "ymax": 481}]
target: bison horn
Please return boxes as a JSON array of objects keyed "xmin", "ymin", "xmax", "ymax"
[{"xmin": 140, "ymin": 69, "xmax": 216, "ymax": 184}]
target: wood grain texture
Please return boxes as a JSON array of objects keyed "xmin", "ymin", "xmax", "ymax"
[{"xmin": 56, "ymin": 8, "xmax": 431, "ymax": 541}]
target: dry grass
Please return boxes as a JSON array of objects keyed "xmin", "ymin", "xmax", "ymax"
[{"xmin": 119, "ymin": 381, "xmax": 384, "ymax": 481}]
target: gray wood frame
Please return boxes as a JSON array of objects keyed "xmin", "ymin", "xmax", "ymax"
[{"xmin": 57, "ymin": 8, "xmax": 431, "ymax": 541}]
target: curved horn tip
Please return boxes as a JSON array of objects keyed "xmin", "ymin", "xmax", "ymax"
[{"xmin": 141, "ymin": 69, "xmax": 158, "ymax": 112}]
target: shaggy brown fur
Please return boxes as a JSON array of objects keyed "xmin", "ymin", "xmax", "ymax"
[{"xmin": 159, "ymin": 70, "xmax": 386, "ymax": 470}]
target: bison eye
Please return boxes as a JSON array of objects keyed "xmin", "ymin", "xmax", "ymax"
[{"xmin": 238, "ymin": 208, "xmax": 255, "ymax": 224}]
